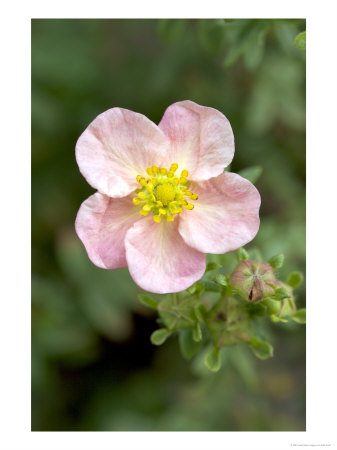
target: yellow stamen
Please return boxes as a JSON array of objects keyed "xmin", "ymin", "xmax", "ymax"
[
  {"xmin": 170, "ymin": 163, "xmax": 178, "ymax": 173},
  {"xmin": 134, "ymin": 163, "xmax": 198, "ymax": 223}
]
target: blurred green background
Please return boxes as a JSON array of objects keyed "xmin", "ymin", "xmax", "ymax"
[{"xmin": 31, "ymin": 19, "xmax": 306, "ymax": 431}]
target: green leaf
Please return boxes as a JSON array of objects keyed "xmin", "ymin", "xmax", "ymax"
[
  {"xmin": 178, "ymin": 329, "xmax": 202, "ymax": 359},
  {"xmin": 263, "ymin": 298, "xmax": 281, "ymax": 315},
  {"xmin": 275, "ymin": 287, "xmax": 290, "ymax": 300},
  {"xmin": 236, "ymin": 247, "xmax": 249, "ymax": 262},
  {"xmin": 294, "ymin": 31, "xmax": 306, "ymax": 50},
  {"xmin": 291, "ymin": 308, "xmax": 306, "ymax": 324},
  {"xmin": 193, "ymin": 322, "xmax": 202, "ymax": 342},
  {"xmin": 214, "ymin": 274, "xmax": 228, "ymax": 287},
  {"xmin": 286, "ymin": 271, "xmax": 303, "ymax": 289},
  {"xmin": 194, "ymin": 303, "xmax": 207, "ymax": 322},
  {"xmin": 187, "ymin": 282, "xmax": 204, "ymax": 296},
  {"xmin": 204, "ymin": 346, "xmax": 221, "ymax": 372},
  {"xmin": 270, "ymin": 314, "xmax": 288, "ymax": 323},
  {"xmin": 268, "ymin": 253, "xmax": 284, "ymax": 270},
  {"xmin": 138, "ymin": 294, "xmax": 158, "ymax": 310},
  {"xmin": 238, "ymin": 166, "xmax": 263, "ymax": 184},
  {"xmin": 249, "ymin": 337, "xmax": 273, "ymax": 359},
  {"xmin": 203, "ymin": 280, "xmax": 222, "ymax": 292},
  {"xmin": 206, "ymin": 261, "xmax": 222, "ymax": 272},
  {"xmin": 150, "ymin": 328, "xmax": 171, "ymax": 346}
]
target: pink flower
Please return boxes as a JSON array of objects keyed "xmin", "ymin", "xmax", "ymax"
[{"xmin": 75, "ymin": 101, "xmax": 261, "ymax": 294}]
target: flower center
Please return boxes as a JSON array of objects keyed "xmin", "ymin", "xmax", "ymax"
[
  {"xmin": 133, "ymin": 163, "xmax": 198, "ymax": 223},
  {"xmin": 154, "ymin": 183, "xmax": 176, "ymax": 206}
]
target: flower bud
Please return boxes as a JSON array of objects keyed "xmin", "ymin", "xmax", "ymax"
[{"xmin": 230, "ymin": 260, "xmax": 277, "ymax": 303}]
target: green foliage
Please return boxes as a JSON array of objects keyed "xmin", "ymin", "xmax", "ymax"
[
  {"xmin": 179, "ymin": 329, "xmax": 202, "ymax": 359},
  {"xmin": 291, "ymin": 308, "xmax": 306, "ymax": 324},
  {"xmin": 198, "ymin": 19, "xmax": 227, "ymax": 54},
  {"xmin": 238, "ymin": 166, "xmax": 263, "ymax": 184},
  {"xmin": 275, "ymin": 287, "xmax": 290, "ymax": 300},
  {"xmin": 205, "ymin": 346, "xmax": 221, "ymax": 371},
  {"xmin": 138, "ymin": 294, "xmax": 158, "ymax": 310},
  {"xmin": 138, "ymin": 248, "xmax": 305, "ymax": 370},
  {"xmin": 214, "ymin": 273, "xmax": 228, "ymax": 287},
  {"xmin": 236, "ymin": 247, "xmax": 249, "ymax": 262},
  {"xmin": 249, "ymin": 338, "xmax": 274, "ymax": 359},
  {"xmin": 294, "ymin": 31, "xmax": 306, "ymax": 50},
  {"xmin": 206, "ymin": 261, "xmax": 222, "ymax": 272},
  {"xmin": 268, "ymin": 254, "xmax": 284, "ymax": 271},
  {"xmin": 286, "ymin": 271, "xmax": 303, "ymax": 289},
  {"xmin": 157, "ymin": 19, "xmax": 187, "ymax": 43},
  {"xmin": 150, "ymin": 328, "xmax": 171, "ymax": 346}
]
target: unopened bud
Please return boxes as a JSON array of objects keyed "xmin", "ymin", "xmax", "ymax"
[{"xmin": 230, "ymin": 260, "xmax": 277, "ymax": 303}]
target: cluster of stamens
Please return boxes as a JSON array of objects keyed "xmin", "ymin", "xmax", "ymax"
[{"xmin": 132, "ymin": 163, "xmax": 198, "ymax": 223}]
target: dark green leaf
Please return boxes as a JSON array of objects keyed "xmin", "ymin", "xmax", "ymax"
[
  {"xmin": 157, "ymin": 19, "xmax": 187, "ymax": 43},
  {"xmin": 198, "ymin": 19, "xmax": 226, "ymax": 54}
]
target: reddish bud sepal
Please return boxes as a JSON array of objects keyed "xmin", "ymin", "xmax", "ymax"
[{"xmin": 230, "ymin": 260, "xmax": 277, "ymax": 303}]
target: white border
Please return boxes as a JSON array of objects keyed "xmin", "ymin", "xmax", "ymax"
[{"xmin": 1, "ymin": 1, "xmax": 337, "ymax": 449}]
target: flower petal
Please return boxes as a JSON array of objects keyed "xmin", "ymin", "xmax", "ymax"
[
  {"xmin": 178, "ymin": 172, "xmax": 261, "ymax": 254},
  {"xmin": 75, "ymin": 192, "xmax": 140, "ymax": 269},
  {"xmin": 76, "ymin": 108, "xmax": 170, "ymax": 197},
  {"xmin": 125, "ymin": 217, "xmax": 206, "ymax": 294},
  {"xmin": 158, "ymin": 100, "xmax": 234, "ymax": 180}
]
